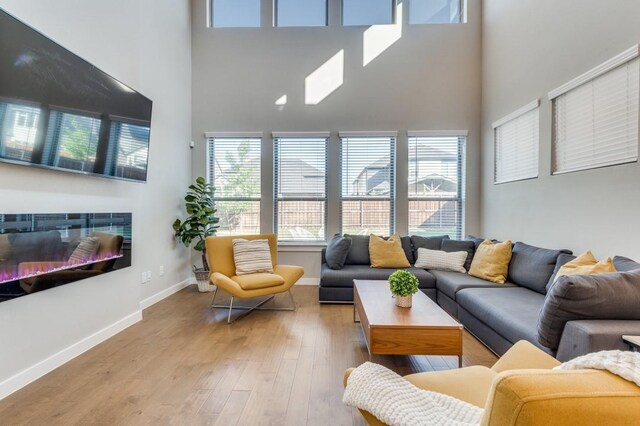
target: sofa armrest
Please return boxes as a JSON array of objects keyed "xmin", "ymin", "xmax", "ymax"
[
  {"xmin": 481, "ymin": 369, "xmax": 640, "ymax": 426},
  {"xmin": 320, "ymin": 248, "xmax": 327, "ymax": 265},
  {"xmin": 556, "ymin": 320, "xmax": 640, "ymax": 361}
]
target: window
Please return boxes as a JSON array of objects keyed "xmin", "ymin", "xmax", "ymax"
[
  {"xmin": 409, "ymin": 0, "xmax": 462, "ymax": 24},
  {"xmin": 274, "ymin": 134, "xmax": 328, "ymax": 242},
  {"xmin": 207, "ymin": 136, "xmax": 262, "ymax": 235},
  {"xmin": 340, "ymin": 133, "xmax": 395, "ymax": 235},
  {"xmin": 550, "ymin": 47, "xmax": 639, "ymax": 174},
  {"xmin": 211, "ymin": 0, "xmax": 261, "ymax": 28},
  {"xmin": 0, "ymin": 102, "xmax": 41, "ymax": 162},
  {"xmin": 408, "ymin": 134, "xmax": 464, "ymax": 238},
  {"xmin": 50, "ymin": 111, "xmax": 101, "ymax": 173},
  {"xmin": 493, "ymin": 100, "xmax": 540, "ymax": 184},
  {"xmin": 276, "ymin": 0, "xmax": 327, "ymax": 27},
  {"xmin": 342, "ymin": 0, "xmax": 393, "ymax": 26}
]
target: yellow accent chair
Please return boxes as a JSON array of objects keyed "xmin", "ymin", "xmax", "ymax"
[
  {"xmin": 344, "ymin": 340, "xmax": 640, "ymax": 425},
  {"xmin": 205, "ymin": 234, "xmax": 304, "ymax": 323}
]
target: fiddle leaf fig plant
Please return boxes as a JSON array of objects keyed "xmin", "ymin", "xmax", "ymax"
[
  {"xmin": 388, "ymin": 270, "xmax": 419, "ymax": 297},
  {"xmin": 172, "ymin": 177, "xmax": 220, "ymax": 270}
]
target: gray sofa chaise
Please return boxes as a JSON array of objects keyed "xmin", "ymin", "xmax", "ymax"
[{"xmin": 319, "ymin": 234, "xmax": 640, "ymax": 361}]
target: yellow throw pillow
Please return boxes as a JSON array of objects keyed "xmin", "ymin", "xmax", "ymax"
[
  {"xmin": 556, "ymin": 250, "xmax": 616, "ymax": 279},
  {"xmin": 369, "ymin": 234, "xmax": 410, "ymax": 268},
  {"xmin": 469, "ymin": 240, "xmax": 513, "ymax": 284}
]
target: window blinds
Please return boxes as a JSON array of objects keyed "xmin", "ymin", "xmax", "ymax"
[
  {"xmin": 493, "ymin": 101, "xmax": 540, "ymax": 184},
  {"xmin": 551, "ymin": 55, "xmax": 639, "ymax": 174},
  {"xmin": 339, "ymin": 134, "xmax": 396, "ymax": 235},
  {"xmin": 408, "ymin": 135, "xmax": 464, "ymax": 239},
  {"xmin": 207, "ymin": 137, "xmax": 262, "ymax": 235},
  {"xmin": 273, "ymin": 136, "xmax": 328, "ymax": 241}
]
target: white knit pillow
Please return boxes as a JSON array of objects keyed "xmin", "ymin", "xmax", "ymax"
[
  {"xmin": 232, "ymin": 239, "xmax": 274, "ymax": 275},
  {"xmin": 415, "ymin": 248, "xmax": 468, "ymax": 273}
]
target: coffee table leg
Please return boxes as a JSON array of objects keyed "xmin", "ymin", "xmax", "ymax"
[
  {"xmin": 458, "ymin": 355, "xmax": 462, "ymax": 368},
  {"xmin": 353, "ymin": 304, "xmax": 359, "ymax": 323}
]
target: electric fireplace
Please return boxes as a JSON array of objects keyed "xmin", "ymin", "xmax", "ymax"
[{"xmin": 0, "ymin": 213, "xmax": 131, "ymax": 302}]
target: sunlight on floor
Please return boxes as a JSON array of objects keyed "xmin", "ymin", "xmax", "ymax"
[
  {"xmin": 304, "ymin": 49, "xmax": 344, "ymax": 105},
  {"xmin": 363, "ymin": 3, "xmax": 403, "ymax": 67}
]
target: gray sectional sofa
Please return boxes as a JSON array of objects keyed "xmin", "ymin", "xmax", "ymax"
[{"xmin": 319, "ymin": 234, "xmax": 640, "ymax": 361}]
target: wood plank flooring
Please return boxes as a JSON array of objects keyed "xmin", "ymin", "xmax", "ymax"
[{"xmin": 0, "ymin": 286, "xmax": 497, "ymax": 425}]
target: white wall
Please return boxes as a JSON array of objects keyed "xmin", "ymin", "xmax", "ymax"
[
  {"xmin": 0, "ymin": 0, "xmax": 192, "ymax": 396},
  {"xmin": 481, "ymin": 0, "xmax": 640, "ymax": 260},
  {"xmin": 191, "ymin": 0, "xmax": 483, "ymax": 278}
]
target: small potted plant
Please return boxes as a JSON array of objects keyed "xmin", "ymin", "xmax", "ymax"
[
  {"xmin": 389, "ymin": 270, "xmax": 419, "ymax": 308},
  {"xmin": 173, "ymin": 177, "xmax": 220, "ymax": 292}
]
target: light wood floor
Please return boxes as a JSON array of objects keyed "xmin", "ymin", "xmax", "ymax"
[{"xmin": 0, "ymin": 286, "xmax": 497, "ymax": 425}]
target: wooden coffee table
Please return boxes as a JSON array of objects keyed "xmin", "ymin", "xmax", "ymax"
[{"xmin": 353, "ymin": 280, "xmax": 463, "ymax": 367}]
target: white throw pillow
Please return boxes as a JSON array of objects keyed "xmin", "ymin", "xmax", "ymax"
[
  {"xmin": 232, "ymin": 239, "xmax": 274, "ymax": 275},
  {"xmin": 414, "ymin": 248, "xmax": 467, "ymax": 273}
]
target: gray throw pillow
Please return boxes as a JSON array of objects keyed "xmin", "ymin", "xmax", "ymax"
[
  {"xmin": 441, "ymin": 239, "xmax": 475, "ymax": 272},
  {"xmin": 325, "ymin": 234, "xmax": 352, "ymax": 270},
  {"xmin": 400, "ymin": 236, "xmax": 416, "ymax": 265},
  {"xmin": 613, "ymin": 256, "xmax": 640, "ymax": 272},
  {"xmin": 509, "ymin": 242, "xmax": 573, "ymax": 295},
  {"xmin": 537, "ymin": 269, "xmax": 640, "ymax": 350},
  {"xmin": 410, "ymin": 235, "xmax": 450, "ymax": 252},
  {"xmin": 344, "ymin": 234, "xmax": 370, "ymax": 265},
  {"xmin": 545, "ymin": 253, "xmax": 576, "ymax": 292}
]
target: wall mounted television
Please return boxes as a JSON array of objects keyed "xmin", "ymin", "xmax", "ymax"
[{"xmin": 0, "ymin": 8, "xmax": 152, "ymax": 182}]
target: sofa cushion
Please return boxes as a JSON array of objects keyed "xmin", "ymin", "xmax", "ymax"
[
  {"xmin": 370, "ymin": 234, "xmax": 410, "ymax": 268},
  {"xmin": 415, "ymin": 248, "xmax": 467, "ymax": 273},
  {"xmin": 320, "ymin": 264, "xmax": 436, "ymax": 289},
  {"xmin": 545, "ymin": 253, "xmax": 576, "ymax": 292},
  {"xmin": 410, "ymin": 235, "xmax": 450, "ymax": 253},
  {"xmin": 431, "ymin": 270, "xmax": 516, "ymax": 301},
  {"xmin": 325, "ymin": 234, "xmax": 352, "ymax": 270},
  {"xmin": 232, "ymin": 273, "xmax": 284, "ymax": 290},
  {"xmin": 344, "ymin": 234, "xmax": 370, "ymax": 265},
  {"xmin": 441, "ymin": 239, "xmax": 475, "ymax": 272},
  {"xmin": 556, "ymin": 251, "xmax": 616, "ymax": 280},
  {"xmin": 508, "ymin": 242, "xmax": 572, "ymax": 295},
  {"xmin": 613, "ymin": 256, "xmax": 640, "ymax": 272},
  {"xmin": 538, "ymin": 269, "xmax": 640, "ymax": 350},
  {"xmin": 400, "ymin": 236, "xmax": 415, "ymax": 265},
  {"xmin": 457, "ymin": 287, "xmax": 545, "ymax": 346}
]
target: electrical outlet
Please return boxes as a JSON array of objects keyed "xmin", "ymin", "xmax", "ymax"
[
  {"xmin": 147, "ymin": 270, "xmax": 152, "ymax": 281},
  {"xmin": 141, "ymin": 271, "xmax": 147, "ymax": 283},
  {"xmin": 159, "ymin": 265, "xmax": 164, "ymax": 276}
]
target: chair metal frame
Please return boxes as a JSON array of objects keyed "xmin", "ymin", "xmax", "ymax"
[{"xmin": 210, "ymin": 286, "xmax": 296, "ymax": 324}]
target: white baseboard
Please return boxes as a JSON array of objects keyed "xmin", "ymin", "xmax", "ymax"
[
  {"xmin": 140, "ymin": 278, "xmax": 194, "ymax": 310},
  {"xmin": 297, "ymin": 278, "xmax": 319, "ymax": 285},
  {"xmin": 0, "ymin": 310, "xmax": 142, "ymax": 401}
]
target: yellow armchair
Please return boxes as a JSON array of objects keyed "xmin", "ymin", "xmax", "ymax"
[
  {"xmin": 205, "ymin": 234, "xmax": 304, "ymax": 323},
  {"xmin": 345, "ymin": 340, "xmax": 640, "ymax": 425}
]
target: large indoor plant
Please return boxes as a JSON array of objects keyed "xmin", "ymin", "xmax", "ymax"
[
  {"xmin": 389, "ymin": 270, "xmax": 419, "ymax": 308},
  {"xmin": 173, "ymin": 177, "xmax": 220, "ymax": 292}
]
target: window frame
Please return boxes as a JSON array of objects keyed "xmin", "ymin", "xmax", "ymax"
[
  {"xmin": 206, "ymin": 133, "xmax": 263, "ymax": 235},
  {"xmin": 341, "ymin": 0, "xmax": 395, "ymax": 26},
  {"xmin": 407, "ymin": 131, "xmax": 465, "ymax": 239},
  {"xmin": 274, "ymin": 0, "xmax": 328, "ymax": 27},
  {"xmin": 273, "ymin": 133, "xmax": 329, "ymax": 243},
  {"xmin": 549, "ymin": 45, "xmax": 639, "ymax": 175},
  {"xmin": 492, "ymin": 100, "xmax": 540, "ymax": 185},
  {"xmin": 339, "ymin": 132, "xmax": 397, "ymax": 236}
]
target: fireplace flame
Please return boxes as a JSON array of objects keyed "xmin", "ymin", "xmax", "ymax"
[{"xmin": 0, "ymin": 252, "xmax": 123, "ymax": 284}]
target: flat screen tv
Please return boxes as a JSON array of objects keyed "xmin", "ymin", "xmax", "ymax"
[{"xmin": 0, "ymin": 8, "xmax": 152, "ymax": 182}]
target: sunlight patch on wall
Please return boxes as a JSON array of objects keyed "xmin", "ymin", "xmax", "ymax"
[
  {"xmin": 275, "ymin": 95, "xmax": 288, "ymax": 105},
  {"xmin": 363, "ymin": 3, "xmax": 403, "ymax": 66},
  {"xmin": 305, "ymin": 50, "xmax": 344, "ymax": 105}
]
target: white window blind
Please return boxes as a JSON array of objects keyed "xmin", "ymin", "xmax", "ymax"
[
  {"xmin": 551, "ymin": 54, "xmax": 639, "ymax": 174},
  {"xmin": 340, "ymin": 134, "xmax": 395, "ymax": 235},
  {"xmin": 274, "ymin": 136, "xmax": 328, "ymax": 242},
  {"xmin": 493, "ymin": 101, "xmax": 540, "ymax": 184},
  {"xmin": 408, "ymin": 135, "xmax": 464, "ymax": 239},
  {"xmin": 207, "ymin": 137, "xmax": 262, "ymax": 235}
]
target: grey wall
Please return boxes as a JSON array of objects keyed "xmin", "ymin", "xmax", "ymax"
[
  {"xmin": 191, "ymin": 0, "xmax": 483, "ymax": 278},
  {"xmin": 0, "ymin": 0, "xmax": 192, "ymax": 390},
  {"xmin": 481, "ymin": 0, "xmax": 640, "ymax": 260}
]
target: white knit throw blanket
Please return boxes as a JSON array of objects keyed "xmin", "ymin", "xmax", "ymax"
[
  {"xmin": 344, "ymin": 351, "xmax": 640, "ymax": 426},
  {"xmin": 553, "ymin": 350, "xmax": 640, "ymax": 386},
  {"xmin": 342, "ymin": 362, "xmax": 484, "ymax": 426}
]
